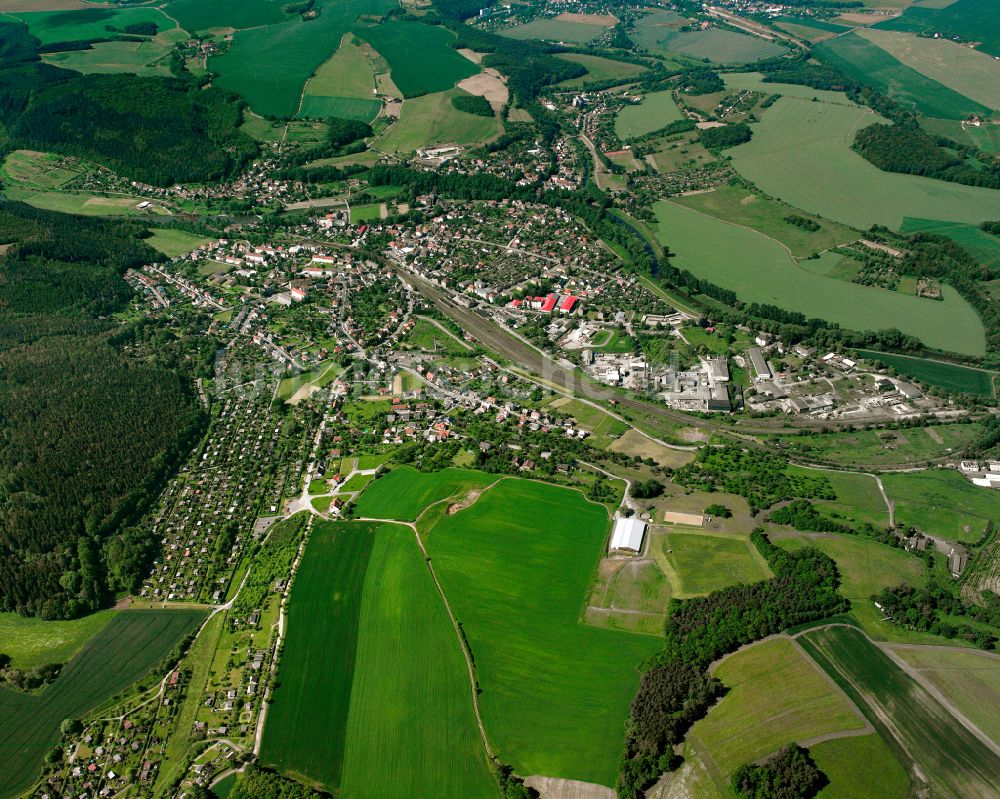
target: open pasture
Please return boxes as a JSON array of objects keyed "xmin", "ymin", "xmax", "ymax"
[
  {"xmin": 809, "ymin": 734, "xmax": 911, "ymax": 799},
  {"xmin": 262, "ymin": 521, "xmax": 495, "ymax": 797},
  {"xmin": 1, "ymin": 149, "xmax": 82, "ymax": 189},
  {"xmin": 673, "ymin": 184, "xmax": 857, "ymax": 258},
  {"xmin": 426, "ymin": 479, "xmax": 660, "ymax": 786},
  {"xmin": 728, "ymin": 95, "xmax": 1000, "ymax": 230},
  {"xmin": 585, "ymin": 558, "xmax": 669, "ymax": 636},
  {"xmin": 9, "ymin": 6, "xmax": 176, "ymax": 44},
  {"xmin": 921, "ymin": 116, "xmax": 1000, "ymax": 154},
  {"xmin": 354, "ymin": 465, "xmax": 496, "ymax": 521},
  {"xmin": 899, "ymin": 216, "xmax": 1000, "ymax": 272},
  {"xmin": 145, "ymin": 228, "xmax": 211, "ymax": 258},
  {"xmin": 785, "ymin": 466, "xmax": 888, "ymax": 528},
  {"xmin": 723, "ymin": 71, "xmax": 858, "ymax": 105},
  {"xmin": 874, "ymin": 0, "xmax": 1000, "ymax": 58},
  {"xmin": 816, "ymin": 32, "xmax": 989, "ymax": 120},
  {"xmin": 857, "ymin": 28, "xmax": 1000, "ymax": 112},
  {"xmin": 555, "ymin": 53, "xmax": 646, "ymax": 87},
  {"xmin": 652, "ymin": 530, "xmax": 771, "ymax": 598},
  {"xmin": 856, "ymin": 348, "xmax": 996, "ymax": 397},
  {"xmin": 209, "ymin": 0, "xmax": 396, "ymax": 118},
  {"xmin": 3, "ymin": 187, "xmax": 149, "ymax": 216},
  {"xmin": 376, "ymin": 88, "xmax": 500, "ymax": 153},
  {"xmin": 800, "ymin": 625, "xmax": 1000, "ymax": 798},
  {"xmin": 652, "ymin": 200, "xmax": 985, "ymax": 355},
  {"xmin": 608, "ymin": 428, "xmax": 695, "ymax": 468},
  {"xmin": 882, "ymin": 469, "xmax": 997, "ymax": 543},
  {"xmin": 0, "ymin": 608, "xmax": 116, "ymax": 669},
  {"xmin": 631, "ymin": 23, "xmax": 787, "ymax": 64},
  {"xmin": 0, "ymin": 610, "xmax": 204, "ymax": 799},
  {"xmin": 501, "ymin": 12, "xmax": 615, "ymax": 43},
  {"xmin": 889, "ymin": 646, "xmax": 1000, "ymax": 747},
  {"xmin": 614, "ymin": 90, "xmax": 683, "ymax": 139},
  {"xmin": 42, "ymin": 39, "xmax": 172, "ymax": 76},
  {"xmin": 773, "ymin": 15, "xmax": 850, "ymax": 42},
  {"xmin": 164, "ymin": 0, "xmax": 288, "ymax": 32},
  {"xmin": 298, "ymin": 33, "xmax": 384, "ymax": 123},
  {"xmin": 690, "ymin": 637, "xmax": 867, "ymax": 776},
  {"xmin": 358, "ymin": 21, "xmax": 478, "ymax": 98}
]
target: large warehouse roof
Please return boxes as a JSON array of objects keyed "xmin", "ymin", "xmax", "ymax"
[{"xmin": 610, "ymin": 517, "xmax": 646, "ymax": 553}]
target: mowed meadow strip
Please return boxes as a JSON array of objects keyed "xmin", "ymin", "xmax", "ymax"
[
  {"xmin": 425, "ymin": 479, "xmax": 661, "ymax": 786},
  {"xmin": 261, "ymin": 521, "xmax": 497, "ymax": 798},
  {"xmin": 354, "ymin": 465, "xmax": 496, "ymax": 521},
  {"xmin": 0, "ymin": 609, "xmax": 204, "ymax": 799}
]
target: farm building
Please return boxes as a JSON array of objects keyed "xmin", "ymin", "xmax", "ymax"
[
  {"xmin": 748, "ymin": 347, "xmax": 771, "ymax": 382},
  {"xmin": 609, "ymin": 517, "xmax": 646, "ymax": 553}
]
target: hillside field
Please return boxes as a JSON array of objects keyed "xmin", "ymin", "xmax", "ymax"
[
  {"xmin": 652, "ymin": 200, "xmax": 986, "ymax": 355},
  {"xmin": 426, "ymin": 479, "xmax": 660, "ymax": 786},
  {"xmin": 898, "ymin": 217, "xmax": 1000, "ymax": 273},
  {"xmin": 0, "ymin": 609, "xmax": 116, "ymax": 669},
  {"xmin": 145, "ymin": 228, "xmax": 212, "ymax": 257},
  {"xmin": 689, "ymin": 637, "xmax": 867, "ymax": 776},
  {"xmin": 614, "ymin": 90, "xmax": 684, "ymax": 139},
  {"xmin": 42, "ymin": 39, "xmax": 174, "ymax": 77},
  {"xmin": 165, "ymin": 0, "xmax": 289, "ymax": 32},
  {"xmin": 728, "ymin": 96, "xmax": 1000, "ymax": 231},
  {"xmin": 501, "ymin": 14, "xmax": 614, "ymax": 44},
  {"xmin": 800, "ymin": 625, "xmax": 1000, "ymax": 797},
  {"xmin": 855, "ymin": 349, "xmax": 996, "ymax": 397},
  {"xmin": 630, "ymin": 14, "xmax": 787, "ymax": 63},
  {"xmin": 809, "ymin": 734, "xmax": 911, "ymax": 799},
  {"xmin": 261, "ymin": 521, "xmax": 496, "ymax": 797},
  {"xmin": 354, "ymin": 465, "xmax": 497, "ymax": 521},
  {"xmin": 9, "ymin": 6, "xmax": 176, "ymax": 44},
  {"xmin": 882, "ymin": 469, "xmax": 998, "ymax": 543},
  {"xmin": 0, "ymin": 610, "xmax": 204, "ymax": 799},
  {"xmin": 873, "ymin": 0, "xmax": 1000, "ymax": 59},
  {"xmin": 298, "ymin": 34, "xmax": 383, "ymax": 122},
  {"xmin": 556, "ymin": 53, "xmax": 646, "ymax": 87},
  {"xmin": 375, "ymin": 89, "xmax": 500, "ymax": 154},
  {"xmin": 358, "ymin": 21, "xmax": 478, "ymax": 98}
]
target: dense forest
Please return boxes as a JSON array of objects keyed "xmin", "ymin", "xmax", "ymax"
[
  {"xmin": 618, "ymin": 532, "xmax": 847, "ymax": 797},
  {"xmin": 0, "ymin": 21, "xmax": 256, "ymax": 186},
  {"xmin": 731, "ymin": 745, "xmax": 826, "ymax": 799},
  {"xmin": 0, "ymin": 201, "xmax": 205, "ymax": 618}
]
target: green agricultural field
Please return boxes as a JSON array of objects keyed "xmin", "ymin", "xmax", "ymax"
[
  {"xmin": 145, "ymin": 228, "xmax": 211, "ymax": 257},
  {"xmin": 376, "ymin": 89, "xmax": 499, "ymax": 153},
  {"xmin": 500, "ymin": 15, "xmax": 614, "ymax": 44},
  {"xmin": 42, "ymin": 39, "xmax": 173, "ymax": 76},
  {"xmin": 889, "ymin": 647, "xmax": 1000, "ymax": 746},
  {"xmin": 728, "ymin": 95, "xmax": 1000, "ymax": 230},
  {"xmin": 9, "ymin": 6, "xmax": 176, "ymax": 45},
  {"xmin": 856, "ymin": 28, "xmax": 1000, "ymax": 112},
  {"xmin": 3, "ymin": 187, "xmax": 149, "ymax": 216},
  {"xmin": 426, "ymin": 479, "xmax": 661, "ymax": 786},
  {"xmin": 652, "ymin": 201, "xmax": 986, "ymax": 355},
  {"xmin": 209, "ymin": 0, "xmax": 396, "ymax": 118},
  {"xmin": 921, "ymin": 116, "xmax": 1000, "ymax": 154},
  {"xmin": 354, "ymin": 466, "xmax": 497, "ymax": 521},
  {"xmin": 785, "ymin": 466, "xmax": 889, "ymax": 528},
  {"xmin": 1, "ymin": 149, "xmax": 82, "ymax": 189},
  {"xmin": 899, "ymin": 217, "xmax": 1000, "ymax": 273},
  {"xmin": 800, "ymin": 625, "xmax": 1000, "ymax": 797},
  {"xmin": 0, "ymin": 609, "xmax": 116, "ymax": 669},
  {"xmin": 882, "ymin": 469, "xmax": 998, "ymax": 543},
  {"xmin": 298, "ymin": 33, "xmax": 383, "ymax": 123},
  {"xmin": 856, "ymin": 349, "xmax": 996, "ymax": 397},
  {"xmin": 773, "ymin": 15, "xmax": 850, "ymax": 42},
  {"xmin": 165, "ymin": 0, "xmax": 289, "ymax": 32},
  {"xmin": 0, "ymin": 610, "xmax": 204, "ymax": 799},
  {"xmin": 557, "ymin": 399, "xmax": 629, "ymax": 446},
  {"xmin": 299, "ymin": 95, "xmax": 382, "ymax": 122},
  {"xmin": 815, "ymin": 33, "xmax": 989, "ymax": 120},
  {"xmin": 774, "ymin": 533, "xmax": 924, "ymax": 640},
  {"xmin": 673, "ymin": 184, "xmax": 857, "ymax": 258},
  {"xmin": 631, "ymin": 23, "xmax": 788, "ymax": 64},
  {"xmin": 873, "ymin": 0, "xmax": 1000, "ymax": 59},
  {"xmin": 556, "ymin": 53, "xmax": 647, "ymax": 87},
  {"xmin": 350, "ymin": 203, "xmax": 382, "ymax": 222},
  {"xmin": 358, "ymin": 21, "xmax": 478, "ymax": 98},
  {"xmin": 615, "ymin": 90, "xmax": 684, "ymax": 139},
  {"xmin": 262, "ymin": 521, "xmax": 497, "ymax": 797},
  {"xmin": 809, "ymin": 734, "xmax": 911, "ymax": 799},
  {"xmin": 723, "ymin": 72, "xmax": 859, "ymax": 105},
  {"xmin": 769, "ymin": 423, "xmax": 982, "ymax": 468},
  {"xmin": 689, "ymin": 637, "xmax": 867, "ymax": 776},
  {"xmin": 653, "ymin": 531, "xmax": 772, "ymax": 598}
]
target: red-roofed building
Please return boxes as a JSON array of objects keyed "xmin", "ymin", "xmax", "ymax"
[
  {"xmin": 540, "ymin": 293, "xmax": 558, "ymax": 313},
  {"xmin": 559, "ymin": 295, "xmax": 579, "ymax": 313}
]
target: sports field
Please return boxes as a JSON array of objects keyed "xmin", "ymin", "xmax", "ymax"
[
  {"xmin": 882, "ymin": 469, "xmax": 998, "ymax": 543},
  {"xmin": 809, "ymin": 734, "xmax": 910, "ymax": 799},
  {"xmin": 652, "ymin": 200, "xmax": 986, "ymax": 355},
  {"xmin": 890, "ymin": 647, "xmax": 1000, "ymax": 747},
  {"xmin": 673, "ymin": 184, "xmax": 856, "ymax": 258},
  {"xmin": 426, "ymin": 479, "xmax": 660, "ymax": 785},
  {"xmin": 145, "ymin": 228, "xmax": 211, "ymax": 257},
  {"xmin": 653, "ymin": 531, "xmax": 771, "ymax": 598},
  {"xmin": 614, "ymin": 91, "xmax": 683, "ymax": 139},
  {"xmin": 261, "ymin": 521, "xmax": 496, "ymax": 797},
  {"xmin": 800, "ymin": 625, "xmax": 1000, "ymax": 797},
  {"xmin": 873, "ymin": 0, "xmax": 1000, "ymax": 59},
  {"xmin": 899, "ymin": 216, "xmax": 1000, "ymax": 273},
  {"xmin": 556, "ymin": 53, "xmax": 646, "ymax": 87},
  {"xmin": 0, "ymin": 608, "xmax": 116, "ymax": 669},
  {"xmin": 0, "ymin": 609, "xmax": 204, "ymax": 799},
  {"xmin": 728, "ymin": 95, "xmax": 1000, "ymax": 230},
  {"xmin": 209, "ymin": 0, "xmax": 396, "ymax": 118},
  {"xmin": 815, "ymin": 33, "xmax": 990, "ymax": 120},
  {"xmin": 690, "ymin": 637, "xmax": 867, "ymax": 775},
  {"xmin": 8, "ymin": 6, "xmax": 176, "ymax": 44},
  {"xmin": 354, "ymin": 465, "xmax": 497, "ymax": 521},
  {"xmin": 856, "ymin": 349, "xmax": 996, "ymax": 397},
  {"xmin": 501, "ymin": 13, "xmax": 615, "ymax": 44},
  {"xmin": 376, "ymin": 89, "xmax": 500, "ymax": 154},
  {"xmin": 856, "ymin": 28, "xmax": 1000, "ymax": 112},
  {"xmin": 358, "ymin": 21, "xmax": 478, "ymax": 98}
]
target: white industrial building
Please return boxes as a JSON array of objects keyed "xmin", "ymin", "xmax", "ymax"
[{"xmin": 609, "ymin": 517, "xmax": 646, "ymax": 553}]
